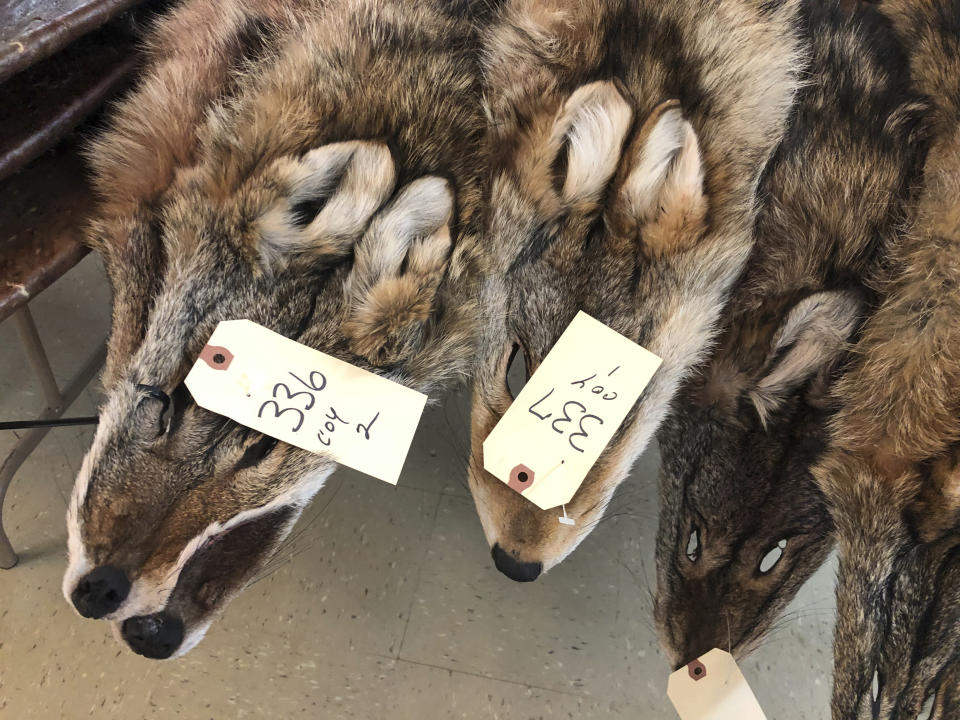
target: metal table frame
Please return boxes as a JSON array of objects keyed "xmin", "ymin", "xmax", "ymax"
[{"xmin": 0, "ymin": 306, "xmax": 104, "ymax": 568}]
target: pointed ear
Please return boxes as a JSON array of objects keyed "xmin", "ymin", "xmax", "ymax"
[
  {"xmin": 615, "ymin": 100, "xmax": 706, "ymax": 254},
  {"xmin": 256, "ymin": 141, "xmax": 395, "ymax": 266},
  {"xmin": 343, "ymin": 176, "xmax": 453, "ymax": 365},
  {"xmin": 750, "ymin": 291, "xmax": 863, "ymax": 425},
  {"xmin": 550, "ymin": 81, "xmax": 633, "ymax": 206}
]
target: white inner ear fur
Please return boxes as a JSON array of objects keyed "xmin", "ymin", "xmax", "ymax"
[
  {"xmin": 350, "ymin": 176, "xmax": 453, "ymax": 292},
  {"xmin": 620, "ymin": 103, "xmax": 703, "ymax": 221},
  {"xmin": 750, "ymin": 291, "xmax": 863, "ymax": 425},
  {"xmin": 258, "ymin": 140, "xmax": 395, "ymax": 264},
  {"xmin": 553, "ymin": 81, "xmax": 633, "ymax": 204}
]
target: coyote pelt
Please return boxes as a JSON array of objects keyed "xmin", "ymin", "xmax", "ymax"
[
  {"xmin": 812, "ymin": 0, "xmax": 960, "ymax": 715},
  {"xmin": 654, "ymin": 0, "xmax": 926, "ymax": 669},
  {"xmin": 466, "ymin": 0, "xmax": 804, "ymax": 577},
  {"xmin": 817, "ymin": 0, "xmax": 960, "ymax": 526},
  {"xmin": 68, "ymin": 0, "xmax": 488, "ymax": 659}
]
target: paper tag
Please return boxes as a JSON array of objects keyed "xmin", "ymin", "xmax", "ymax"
[
  {"xmin": 482, "ymin": 311, "xmax": 661, "ymax": 509},
  {"xmin": 185, "ymin": 320, "xmax": 427, "ymax": 484},
  {"xmin": 667, "ymin": 649, "xmax": 767, "ymax": 720}
]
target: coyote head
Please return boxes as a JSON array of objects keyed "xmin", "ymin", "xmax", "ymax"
[
  {"xmin": 651, "ymin": 0, "xmax": 930, "ymax": 667},
  {"xmin": 64, "ymin": 0, "xmax": 485, "ymax": 658},
  {"xmin": 66, "ymin": 141, "xmax": 476, "ymax": 658},
  {"xmin": 654, "ymin": 291, "xmax": 862, "ymax": 668},
  {"xmin": 468, "ymin": 0, "xmax": 803, "ymax": 580}
]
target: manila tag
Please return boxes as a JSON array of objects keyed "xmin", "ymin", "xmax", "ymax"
[
  {"xmin": 185, "ymin": 319, "xmax": 427, "ymax": 484},
  {"xmin": 482, "ymin": 311, "xmax": 661, "ymax": 510},
  {"xmin": 667, "ymin": 649, "xmax": 767, "ymax": 720}
]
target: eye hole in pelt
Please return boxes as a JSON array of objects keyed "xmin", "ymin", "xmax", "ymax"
[
  {"xmin": 916, "ymin": 691, "xmax": 935, "ymax": 720},
  {"xmin": 505, "ymin": 343, "xmax": 529, "ymax": 400},
  {"xmin": 871, "ymin": 669, "xmax": 881, "ymax": 708},
  {"xmin": 685, "ymin": 528, "xmax": 700, "ymax": 563},
  {"xmin": 135, "ymin": 384, "xmax": 173, "ymax": 438},
  {"xmin": 234, "ymin": 435, "xmax": 280, "ymax": 472},
  {"xmin": 165, "ymin": 382, "xmax": 193, "ymax": 436},
  {"xmin": 759, "ymin": 539, "xmax": 787, "ymax": 574}
]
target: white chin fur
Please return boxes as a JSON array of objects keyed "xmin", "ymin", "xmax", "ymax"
[
  {"xmin": 62, "ymin": 389, "xmax": 128, "ymax": 611},
  {"xmin": 65, "ymin": 465, "xmax": 333, "ymax": 623},
  {"xmin": 171, "ymin": 620, "xmax": 214, "ymax": 658}
]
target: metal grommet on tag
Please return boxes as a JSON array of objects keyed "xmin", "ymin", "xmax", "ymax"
[
  {"xmin": 688, "ymin": 659, "xmax": 707, "ymax": 681},
  {"xmin": 199, "ymin": 344, "xmax": 234, "ymax": 370},
  {"xmin": 507, "ymin": 464, "xmax": 534, "ymax": 493}
]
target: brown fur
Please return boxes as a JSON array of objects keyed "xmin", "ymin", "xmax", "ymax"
[
  {"xmin": 811, "ymin": 0, "xmax": 960, "ymax": 715},
  {"xmin": 469, "ymin": 0, "xmax": 804, "ymax": 578},
  {"xmin": 66, "ymin": 0, "xmax": 488, "ymax": 659},
  {"xmin": 87, "ymin": 0, "xmax": 320, "ymax": 389},
  {"xmin": 654, "ymin": 0, "xmax": 929, "ymax": 669}
]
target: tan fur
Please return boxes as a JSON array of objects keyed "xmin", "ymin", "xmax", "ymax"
[
  {"xmin": 810, "ymin": 0, "xmax": 960, "ymax": 715},
  {"xmin": 67, "ymin": 0, "xmax": 488, "ymax": 659},
  {"xmin": 653, "ymin": 0, "xmax": 929, "ymax": 671},
  {"xmin": 87, "ymin": 0, "xmax": 318, "ymax": 389},
  {"xmin": 469, "ymin": 0, "xmax": 804, "ymax": 578}
]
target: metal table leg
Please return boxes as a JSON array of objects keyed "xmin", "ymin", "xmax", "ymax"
[{"xmin": 0, "ymin": 305, "xmax": 105, "ymax": 568}]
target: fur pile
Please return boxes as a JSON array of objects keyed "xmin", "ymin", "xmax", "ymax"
[{"xmin": 55, "ymin": 0, "xmax": 960, "ymax": 710}]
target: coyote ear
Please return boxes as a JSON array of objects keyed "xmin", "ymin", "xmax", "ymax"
[
  {"xmin": 343, "ymin": 176, "xmax": 453, "ymax": 365},
  {"xmin": 750, "ymin": 291, "xmax": 863, "ymax": 425},
  {"xmin": 256, "ymin": 141, "xmax": 395, "ymax": 265},
  {"xmin": 551, "ymin": 81, "xmax": 633, "ymax": 206},
  {"xmin": 617, "ymin": 101, "xmax": 706, "ymax": 253}
]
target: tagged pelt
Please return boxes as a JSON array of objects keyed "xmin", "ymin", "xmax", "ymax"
[
  {"xmin": 654, "ymin": 0, "xmax": 928, "ymax": 670},
  {"xmin": 86, "ymin": 0, "xmax": 320, "ymax": 389},
  {"xmin": 812, "ymin": 0, "xmax": 960, "ymax": 716},
  {"xmin": 468, "ymin": 0, "xmax": 805, "ymax": 580},
  {"xmin": 68, "ymin": 0, "xmax": 486, "ymax": 659}
]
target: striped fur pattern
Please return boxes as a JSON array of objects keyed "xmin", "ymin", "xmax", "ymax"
[
  {"xmin": 468, "ymin": 0, "xmax": 805, "ymax": 576},
  {"xmin": 813, "ymin": 0, "xmax": 960, "ymax": 716},
  {"xmin": 653, "ymin": 0, "xmax": 929, "ymax": 670},
  {"xmin": 66, "ymin": 0, "xmax": 487, "ymax": 657}
]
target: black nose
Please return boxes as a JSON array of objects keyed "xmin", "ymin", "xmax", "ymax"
[
  {"xmin": 491, "ymin": 543, "xmax": 542, "ymax": 582},
  {"xmin": 121, "ymin": 612, "xmax": 185, "ymax": 659},
  {"xmin": 70, "ymin": 565, "xmax": 130, "ymax": 619}
]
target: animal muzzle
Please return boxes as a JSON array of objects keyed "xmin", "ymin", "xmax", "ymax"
[
  {"xmin": 491, "ymin": 543, "xmax": 543, "ymax": 582},
  {"xmin": 121, "ymin": 611, "xmax": 185, "ymax": 659},
  {"xmin": 70, "ymin": 564, "xmax": 131, "ymax": 619}
]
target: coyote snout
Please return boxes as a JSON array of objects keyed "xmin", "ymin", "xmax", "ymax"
[{"xmin": 64, "ymin": 377, "xmax": 335, "ymax": 657}]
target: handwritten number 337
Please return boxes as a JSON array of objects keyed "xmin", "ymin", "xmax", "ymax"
[{"xmin": 528, "ymin": 390, "xmax": 604, "ymax": 452}]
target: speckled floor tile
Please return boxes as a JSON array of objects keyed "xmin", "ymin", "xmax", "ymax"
[
  {"xmin": 398, "ymin": 491, "xmax": 639, "ymax": 698},
  {"xmin": 0, "ymin": 253, "xmax": 840, "ymax": 718},
  {"xmin": 218, "ymin": 469, "xmax": 442, "ymax": 658},
  {"xmin": 400, "ymin": 386, "xmax": 474, "ymax": 498}
]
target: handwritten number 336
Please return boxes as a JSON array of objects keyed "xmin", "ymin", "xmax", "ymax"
[{"xmin": 256, "ymin": 371, "xmax": 328, "ymax": 433}]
